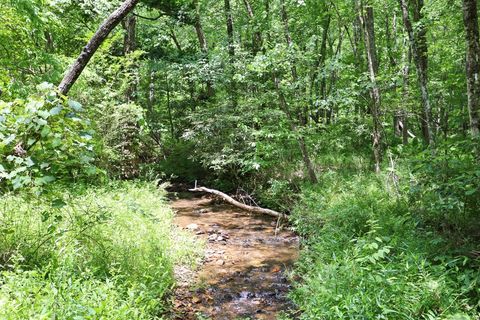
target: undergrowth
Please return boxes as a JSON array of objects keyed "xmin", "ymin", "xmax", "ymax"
[
  {"xmin": 0, "ymin": 182, "xmax": 202, "ymax": 319},
  {"xmin": 290, "ymin": 171, "xmax": 480, "ymax": 320}
]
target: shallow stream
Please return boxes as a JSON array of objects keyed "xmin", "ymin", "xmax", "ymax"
[{"xmin": 169, "ymin": 191, "xmax": 299, "ymax": 320}]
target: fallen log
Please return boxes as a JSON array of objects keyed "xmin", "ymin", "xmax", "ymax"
[{"xmin": 189, "ymin": 186, "xmax": 287, "ymax": 219}]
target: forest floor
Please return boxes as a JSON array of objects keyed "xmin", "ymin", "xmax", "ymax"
[{"xmin": 168, "ymin": 190, "xmax": 300, "ymax": 320}]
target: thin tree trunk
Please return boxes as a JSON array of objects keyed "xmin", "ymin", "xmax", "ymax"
[
  {"xmin": 385, "ymin": 14, "xmax": 397, "ymax": 67},
  {"xmin": 401, "ymin": 45, "xmax": 412, "ymax": 144},
  {"xmin": 353, "ymin": 0, "xmax": 364, "ymax": 70},
  {"xmin": 166, "ymin": 74, "xmax": 174, "ymax": 139},
  {"xmin": 399, "ymin": 0, "xmax": 434, "ymax": 145},
  {"xmin": 360, "ymin": 4, "xmax": 382, "ymax": 173},
  {"xmin": 224, "ymin": 0, "xmax": 237, "ymax": 108},
  {"xmin": 169, "ymin": 27, "xmax": 183, "ymax": 52},
  {"xmin": 274, "ymin": 76, "xmax": 318, "ymax": 184},
  {"xmin": 462, "ymin": 0, "xmax": 480, "ymax": 137},
  {"xmin": 243, "ymin": 0, "xmax": 263, "ymax": 54},
  {"xmin": 280, "ymin": 0, "xmax": 309, "ymax": 124},
  {"xmin": 147, "ymin": 70, "xmax": 162, "ymax": 145},
  {"xmin": 193, "ymin": 0, "xmax": 214, "ymax": 98},
  {"xmin": 58, "ymin": 0, "xmax": 140, "ymax": 95},
  {"xmin": 264, "ymin": 0, "xmax": 272, "ymax": 45},
  {"xmin": 123, "ymin": 14, "xmax": 137, "ymax": 102},
  {"xmin": 148, "ymin": 71, "xmax": 155, "ymax": 110},
  {"xmin": 225, "ymin": 0, "xmax": 235, "ymax": 58},
  {"xmin": 194, "ymin": 2, "xmax": 208, "ymax": 55},
  {"xmin": 319, "ymin": 15, "xmax": 331, "ymax": 102},
  {"xmin": 122, "ymin": 14, "xmax": 136, "ymax": 54},
  {"xmin": 44, "ymin": 31, "xmax": 54, "ymax": 52}
]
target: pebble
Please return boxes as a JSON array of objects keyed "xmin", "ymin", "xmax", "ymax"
[{"xmin": 186, "ymin": 223, "xmax": 200, "ymax": 231}]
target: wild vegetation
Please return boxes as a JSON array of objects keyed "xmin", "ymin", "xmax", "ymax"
[{"xmin": 1, "ymin": 0, "xmax": 479, "ymax": 319}]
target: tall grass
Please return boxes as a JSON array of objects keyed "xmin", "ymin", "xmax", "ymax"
[{"xmin": 0, "ymin": 182, "xmax": 201, "ymax": 319}]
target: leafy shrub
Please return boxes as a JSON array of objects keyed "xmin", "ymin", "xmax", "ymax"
[
  {"xmin": 290, "ymin": 173, "xmax": 480, "ymax": 319},
  {"xmin": 0, "ymin": 182, "xmax": 202, "ymax": 319},
  {"xmin": 96, "ymin": 102, "xmax": 154, "ymax": 179},
  {"xmin": 408, "ymin": 137, "xmax": 480, "ymax": 237},
  {"xmin": 0, "ymin": 83, "xmax": 98, "ymax": 191}
]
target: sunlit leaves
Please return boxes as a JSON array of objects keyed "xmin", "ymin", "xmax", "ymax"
[{"xmin": 0, "ymin": 86, "xmax": 98, "ymax": 191}]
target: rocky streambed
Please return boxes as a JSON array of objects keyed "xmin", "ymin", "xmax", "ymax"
[{"xmin": 169, "ymin": 191, "xmax": 299, "ymax": 320}]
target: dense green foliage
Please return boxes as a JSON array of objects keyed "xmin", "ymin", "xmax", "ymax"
[
  {"xmin": 1, "ymin": 0, "xmax": 479, "ymax": 318},
  {"xmin": 0, "ymin": 84, "xmax": 98, "ymax": 190},
  {"xmin": 0, "ymin": 182, "xmax": 201, "ymax": 319},
  {"xmin": 291, "ymin": 172, "xmax": 479, "ymax": 319}
]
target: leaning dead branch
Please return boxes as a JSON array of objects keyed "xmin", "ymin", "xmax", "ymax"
[{"xmin": 189, "ymin": 186, "xmax": 287, "ymax": 219}]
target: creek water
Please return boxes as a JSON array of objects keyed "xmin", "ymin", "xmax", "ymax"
[{"xmin": 169, "ymin": 191, "xmax": 299, "ymax": 320}]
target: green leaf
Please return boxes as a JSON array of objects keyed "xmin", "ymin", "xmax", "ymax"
[
  {"xmin": 35, "ymin": 118, "xmax": 48, "ymax": 126},
  {"xmin": 3, "ymin": 134, "xmax": 15, "ymax": 145},
  {"xmin": 51, "ymin": 199, "xmax": 67, "ymax": 208},
  {"xmin": 35, "ymin": 175, "xmax": 55, "ymax": 186},
  {"xmin": 37, "ymin": 82, "xmax": 54, "ymax": 91},
  {"xmin": 465, "ymin": 189, "xmax": 476, "ymax": 196},
  {"xmin": 68, "ymin": 100, "xmax": 83, "ymax": 111},
  {"xmin": 51, "ymin": 138, "xmax": 62, "ymax": 147},
  {"xmin": 40, "ymin": 125, "xmax": 51, "ymax": 137},
  {"xmin": 37, "ymin": 110, "xmax": 50, "ymax": 119},
  {"xmin": 25, "ymin": 157, "xmax": 35, "ymax": 167},
  {"xmin": 49, "ymin": 106, "xmax": 63, "ymax": 115}
]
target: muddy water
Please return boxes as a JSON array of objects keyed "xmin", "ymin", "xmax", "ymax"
[{"xmin": 170, "ymin": 192, "xmax": 299, "ymax": 320}]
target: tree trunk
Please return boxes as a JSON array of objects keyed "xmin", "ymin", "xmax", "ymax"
[
  {"xmin": 399, "ymin": 0, "xmax": 434, "ymax": 145},
  {"xmin": 165, "ymin": 74, "xmax": 175, "ymax": 139},
  {"xmin": 122, "ymin": 14, "xmax": 136, "ymax": 54},
  {"xmin": 147, "ymin": 71, "xmax": 162, "ymax": 145},
  {"xmin": 58, "ymin": 0, "xmax": 140, "ymax": 96},
  {"xmin": 193, "ymin": 0, "xmax": 214, "ymax": 98},
  {"xmin": 401, "ymin": 45, "xmax": 412, "ymax": 144},
  {"xmin": 462, "ymin": 0, "xmax": 480, "ymax": 137},
  {"xmin": 353, "ymin": 0, "xmax": 364, "ymax": 70},
  {"xmin": 194, "ymin": 0, "xmax": 208, "ymax": 55},
  {"xmin": 360, "ymin": 4, "xmax": 382, "ymax": 173},
  {"xmin": 169, "ymin": 27, "xmax": 183, "ymax": 52},
  {"xmin": 274, "ymin": 75, "xmax": 318, "ymax": 184},
  {"xmin": 122, "ymin": 14, "xmax": 137, "ymax": 102},
  {"xmin": 243, "ymin": 0, "xmax": 263, "ymax": 54},
  {"xmin": 225, "ymin": 0, "xmax": 235, "ymax": 58},
  {"xmin": 224, "ymin": 0, "xmax": 237, "ymax": 108},
  {"xmin": 44, "ymin": 31, "xmax": 54, "ymax": 52}
]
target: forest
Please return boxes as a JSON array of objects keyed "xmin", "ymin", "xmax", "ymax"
[{"xmin": 0, "ymin": 0, "xmax": 479, "ymax": 318}]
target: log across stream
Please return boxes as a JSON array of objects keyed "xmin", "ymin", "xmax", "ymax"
[{"xmin": 169, "ymin": 190, "xmax": 299, "ymax": 319}]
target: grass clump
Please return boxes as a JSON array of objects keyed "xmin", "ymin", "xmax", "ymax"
[
  {"xmin": 0, "ymin": 181, "xmax": 201, "ymax": 319},
  {"xmin": 290, "ymin": 172, "xmax": 479, "ymax": 320}
]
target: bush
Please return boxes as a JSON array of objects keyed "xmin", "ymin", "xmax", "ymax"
[
  {"xmin": 0, "ymin": 83, "xmax": 99, "ymax": 191},
  {"xmin": 96, "ymin": 102, "xmax": 154, "ymax": 179},
  {"xmin": 407, "ymin": 137, "xmax": 480, "ymax": 237},
  {"xmin": 0, "ymin": 182, "xmax": 202, "ymax": 319},
  {"xmin": 290, "ymin": 172, "xmax": 479, "ymax": 319}
]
